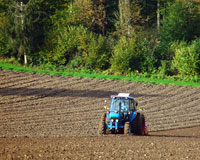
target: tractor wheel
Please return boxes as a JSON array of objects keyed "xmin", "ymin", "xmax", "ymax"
[
  {"xmin": 98, "ymin": 113, "xmax": 106, "ymax": 135},
  {"xmin": 124, "ymin": 122, "xmax": 131, "ymax": 135},
  {"xmin": 137, "ymin": 114, "xmax": 145, "ymax": 136},
  {"xmin": 131, "ymin": 115, "xmax": 138, "ymax": 134}
]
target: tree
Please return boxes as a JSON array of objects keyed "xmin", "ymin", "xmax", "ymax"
[
  {"xmin": 172, "ymin": 39, "xmax": 200, "ymax": 77},
  {"xmin": 111, "ymin": 36, "xmax": 155, "ymax": 74},
  {"xmin": 156, "ymin": 0, "xmax": 174, "ymax": 31},
  {"xmin": 104, "ymin": 0, "xmax": 118, "ymax": 33},
  {"xmin": 138, "ymin": 0, "xmax": 174, "ymax": 30},
  {"xmin": 159, "ymin": 0, "xmax": 200, "ymax": 60},
  {"xmin": 0, "ymin": 0, "xmax": 11, "ymax": 56},
  {"xmin": 118, "ymin": 0, "xmax": 131, "ymax": 36},
  {"xmin": 2, "ymin": 0, "xmax": 46, "ymax": 64},
  {"xmin": 115, "ymin": 0, "xmax": 145, "ymax": 37},
  {"xmin": 74, "ymin": 0, "xmax": 107, "ymax": 35}
]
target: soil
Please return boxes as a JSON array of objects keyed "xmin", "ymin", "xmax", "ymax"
[{"xmin": 0, "ymin": 70, "xmax": 200, "ymax": 159}]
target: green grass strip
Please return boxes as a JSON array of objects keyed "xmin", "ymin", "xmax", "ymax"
[{"xmin": 1, "ymin": 62, "xmax": 200, "ymax": 87}]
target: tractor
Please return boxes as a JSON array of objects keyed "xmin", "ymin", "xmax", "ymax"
[{"xmin": 98, "ymin": 93, "xmax": 148, "ymax": 135}]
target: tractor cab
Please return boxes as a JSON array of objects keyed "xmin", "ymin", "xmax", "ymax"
[
  {"xmin": 108, "ymin": 93, "xmax": 137, "ymax": 122},
  {"xmin": 99, "ymin": 93, "xmax": 148, "ymax": 135},
  {"xmin": 110, "ymin": 93, "xmax": 137, "ymax": 112}
]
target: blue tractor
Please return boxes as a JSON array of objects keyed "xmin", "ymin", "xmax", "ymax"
[{"xmin": 98, "ymin": 93, "xmax": 148, "ymax": 135}]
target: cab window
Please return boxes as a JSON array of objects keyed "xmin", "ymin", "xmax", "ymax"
[{"xmin": 129, "ymin": 99, "xmax": 134, "ymax": 110}]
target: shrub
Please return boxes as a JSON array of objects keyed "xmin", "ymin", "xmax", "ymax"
[
  {"xmin": 157, "ymin": 60, "xmax": 173, "ymax": 76},
  {"xmin": 159, "ymin": 1, "xmax": 200, "ymax": 60},
  {"xmin": 134, "ymin": 38, "xmax": 155, "ymax": 73},
  {"xmin": 39, "ymin": 5, "xmax": 82, "ymax": 65},
  {"xmin": 65, "ymin": 26, "xmax": 112, "ymax": 72},
  {"xmin": 110, "ymin": 36, "xmax": 155, "ymax": 75},
  {"xmin": 51, "ymin": 25, "xmax": 81, "ymax": 64},
  {"xmin": 40, "ymin": 25, "xmax": 86, "ymax": 65},
  {"xmin": 82, "ymin": 35, "xmax": 111, "ymax": 71},
  {"xmin": 110, "ymin": 36, "xmax": 135, "ymax": 75},
  {"xmin": 172, "ymin": 39, "xmax": 200, "ymax": 77}
]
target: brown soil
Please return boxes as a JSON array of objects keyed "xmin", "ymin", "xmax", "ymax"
[{"xmin": 0, "ymin": 70, "xmax": 200, "ymax": 159}]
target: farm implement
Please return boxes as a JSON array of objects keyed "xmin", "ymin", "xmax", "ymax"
[{"xmin": 98, "ymin": 93, "xmax": 148, "ymax": 135}]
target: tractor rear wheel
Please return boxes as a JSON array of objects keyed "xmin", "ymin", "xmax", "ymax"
[
  {"xmin": 131, "ymin": 115, "xmax": 138, "ymax": 134},
  {"xmin": 137, "ymin": 114, "xmax": 145, "ymax": 135},
  {"xmin": 98, "ymin": 113, "xmax": 106, "ymax": 135},
  {"xmin": 124, "ymin": 122, "xmax": 131, "ymax": 135}
]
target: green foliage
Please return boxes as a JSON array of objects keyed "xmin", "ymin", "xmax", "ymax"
[
  {"xmin": 0, "ymin": 6, "xmax": 10, "ymax": 56},
  {"xmin": 68, "ymin": 28, "xmax": 112, "ymax": 71},
  {"xmin": 42, "ymin": 23, "xmax": 111, "ymax": 71},
  {"xmin": 41, "ymin": 25, "xmax": 81, "ymax": 65},
  {"xmin": 0, "ymin": 31, "xmax": 10, "ymax": 56},
  {"xmin": 1, "ymin": 0, "xmax": 200, "ymax": 82},
  {"xmin": 82, "ymin": 35, "xmax": 111, "ymax": 71},
  {"xmin": 40, "ymin": 2, "xmax": 112, "ymax": 70},
  {"xmin": 110, "ymin": 36, "xmax": 155, "ymax": 75},
  {"xmin": 40, "ymin": 3, "xmax": 84, "ymax": 65},
  {"xmin": 110, "ymin": 36, "xmax": 134, "ymax": 75},
  {"xmin": 161, "ymin": 1, "xmax": 196, "ymax": 42},
  {"xmin": 1, "ymin": 61, "xmax": 200, "ymax": 87},
  {"xmin": 1, "ymin": 0, "xmax": 45, "ymax": 64},
  {"xmin": 74, "ymin": 0, "xmax": 107, "ymax": 34},
  {"xmin": 115, "ymin": 0, "xmax": 146, "ymax": 37},
  {"xmin": 172, "ymin": 39, "xmax": 200, "ymax": 77},
  {"xmin": 50, "ymin": 4, "xmax": 81, "ymax": 28},
  {"xmin": 104, "ymin": 0, "xmax": 118, "ymax": 33},
  {"xmin": 0, "ymin": 56, "xmax": 20, "ymax": 65},
  {"xmin": 157, "ymin": 60, "xmax": 173, "ymax": 76},
  {"xmin": 159, "ymin": 1, "xmax": 200, "ymax": 60},
  {"xmin": 134, "ymin": 37, "xmax": 156, "ymax": 72}
]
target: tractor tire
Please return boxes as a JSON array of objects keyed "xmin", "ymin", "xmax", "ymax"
[
  {"xmin": 124, "ymin": 122, "xmax": 131, "ymax": 135},
  {"xmin": 131, "ymin": 115, "xmax": 138, "ymax": 134},
  {"xmin": 137, "ymin": 114, "xmax": 145, "ymax": 136},
  {"xmin": 98, "ymin": 113, "xmax": 106, "ymax": 135}
]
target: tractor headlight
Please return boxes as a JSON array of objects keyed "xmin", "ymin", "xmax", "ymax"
[
  {"xmin": 111, "ymin": 119, "xmax": 114, "ymax": 122},
  {"xmin": 116, "ymin": 119, "xmax": 119, "ymax": 122}
]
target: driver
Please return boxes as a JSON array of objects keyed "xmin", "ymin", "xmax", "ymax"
[
  {"xmin": 121, "ymin": 101, "xmax": 128, "ymax": 111},
  {"xmin": 121, "ymin": 101, "xmax": 128, "ymax": 120}
]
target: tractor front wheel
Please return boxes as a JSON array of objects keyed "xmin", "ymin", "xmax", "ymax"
[{"xmin": 124, "ymin": 122, "xmax": 131, "ymax": 135}]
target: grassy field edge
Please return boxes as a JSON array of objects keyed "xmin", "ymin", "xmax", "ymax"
[{"xmin": 1, "ymin": 62, "xmax": 200, "ymax": 87}]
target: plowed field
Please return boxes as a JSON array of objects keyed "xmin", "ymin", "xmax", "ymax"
[{"xmin": 0, "ymin": 70, "xmax": 200, "ymax": 160}]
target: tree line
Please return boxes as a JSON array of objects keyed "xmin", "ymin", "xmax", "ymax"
[{"xmin": 1, "ymin": 0, "xmax": 200, "ymax": 80}]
